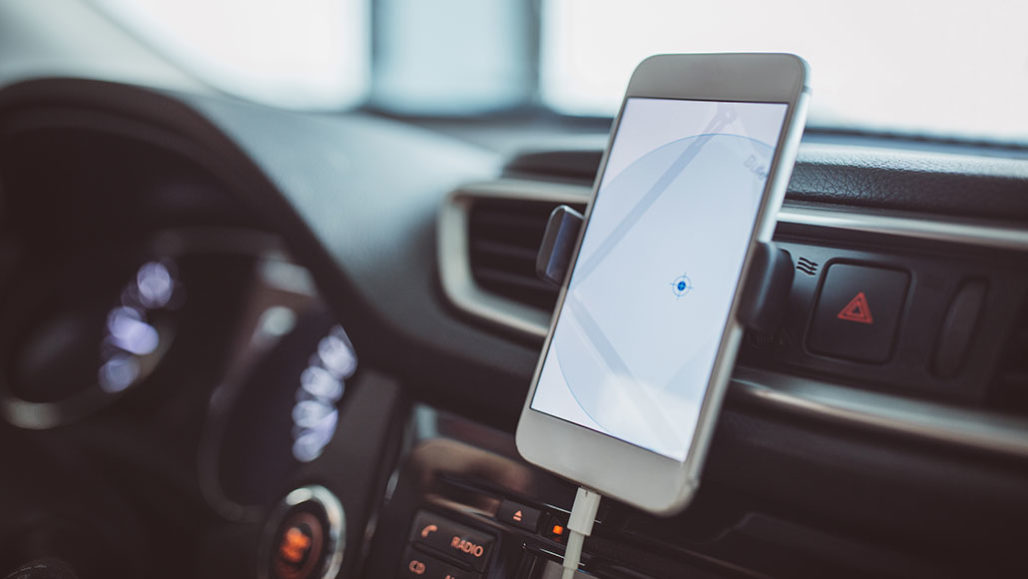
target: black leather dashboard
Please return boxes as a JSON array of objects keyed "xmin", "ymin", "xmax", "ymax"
[{"xmin": 506, "ymin": 143, "xmax": 1028, "ymax": 221}]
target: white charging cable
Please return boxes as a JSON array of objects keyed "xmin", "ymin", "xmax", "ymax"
[{"xmin": 562, "ymin": 487, "xmax": 602, "ymax": 579}]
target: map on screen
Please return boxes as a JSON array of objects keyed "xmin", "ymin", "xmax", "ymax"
[{"xmin": 530, "ymin": 97, "xmax": 787, "ymax": 461}]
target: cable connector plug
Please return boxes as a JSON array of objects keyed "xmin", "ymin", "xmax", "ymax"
[{"xmin": 562, "ymin": 487, "xmax": 602, "ymax": 579}]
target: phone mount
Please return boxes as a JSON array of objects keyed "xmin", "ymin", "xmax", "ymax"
[{"xmin": 535, "ymin": 205, "xmax": 794, "ymax": 334}]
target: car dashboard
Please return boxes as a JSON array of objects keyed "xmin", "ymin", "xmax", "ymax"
[{"xmin": 0, "ymin": 78, "xmax": 1026, "ymax": 579}]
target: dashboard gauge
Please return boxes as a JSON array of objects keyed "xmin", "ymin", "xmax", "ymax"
[
  {"xmin": 1, "ymin": 225, "xmax": 358, "ymax": 519},
  {"xmin": 0, "ymin": 229, "xmax": 281, "ymax": 430},
  {"xmin": 0, "ymin": 251, "xmax": 181, "ymax": 429},
  {"xmin": 98, "ymin": 260, "xmax": 179, "ymax": 394},
  {"xmin": 292, "ymin": 325, "xmax": 357, "ymax": 463},
  {"xmin": 191, "ymin": 251, "xmax": 358, "ymax": 520},
  {"xmin": 209, "ymin": 310, "xmax": 357, "ymax": 513}
]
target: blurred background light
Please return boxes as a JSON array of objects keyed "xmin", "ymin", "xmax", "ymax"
[
  {"xmin": 316, "ymin": 330, "xmax": 357, "ymax": 380},
  {"xmin": 136, "ymin": 261, "xmax": 174, "ymax": 308},
  {"xmin": 291, "ymin": 325, "xmax": 355, "ymax": 462},
  {"xmin": 541, "ymin": 0, "xmax": 1028, "ymax": 142},
  {"xmin": 371, "ymin": 0, "xmax": 531, "ymax": 115},
  {"xmin": 106, "ymin": 307, "xmax": 160, "ymax": 356},
  {"xmin": 91, "ymin": 0, "xmax": 370, "ymax": 110},
  {"xmin": 6, "ymin": 0, "xmax": 1022, "ymax": 141},
  {"xmin": 99, "ymin": 353, "xmax": 141, "ymax": 393},
  {"xmin": 300, "ymin": 366, "xmax": 344, "ymax": 401}
]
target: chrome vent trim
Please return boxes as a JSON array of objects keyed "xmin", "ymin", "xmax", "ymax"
[
  {"xmin": 438, "ymin": 177, "xmax": 1028, "ymax": 459},
  {"xmin": 733, "ymin": 368, "xmax": 1028, "ymax": 459},
  {"xmin": 778, "ymin": 206, "xmax": 1028, "ymax": 252},
  {"xmin": 438, "ymin": 179, "xmax": 589, "ymax": 338}
]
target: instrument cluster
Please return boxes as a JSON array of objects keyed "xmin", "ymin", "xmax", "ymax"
[{"xmin": 0, "ymin": 228, "xmax": 359, "ymax": 519}]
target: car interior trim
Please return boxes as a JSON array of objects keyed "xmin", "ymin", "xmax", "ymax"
[
  {"xmin": 437, "ymin": 178, "xmax": 1028, "ymax": 462},
  {"xmin": 732, "ymin": 368, "xmax": 1028, "ymax": 460},
  {"xmin": 439, "ymin": 178, "xmax": 1028, "ymax": 341},
  {"xmin": 777, "ymin": 205, "xmax": 1028, "ymax": 253},
  {"xmin": 436, "ymin": 180, "xmax": 585, "ymax": 338}
]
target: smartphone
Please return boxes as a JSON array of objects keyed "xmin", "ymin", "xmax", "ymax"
[{"xmin": 515, "ymin": 53, "xmax": 809, "ymax": 515}]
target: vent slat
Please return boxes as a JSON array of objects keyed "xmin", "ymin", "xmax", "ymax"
[
  {"xmin": 469, "ymin": 239, "xmax": 540, "ymax": 261},
  {"xmin": 471, "ymin": 212, "xmax": 549, "ymax": 230},
  {"xmin": 474, "ymin": 269, "xmax": 555, "ymax": 292},
  {"xmin": 466, "ymin": 198, "xmax": 584, "ymax": 312}
]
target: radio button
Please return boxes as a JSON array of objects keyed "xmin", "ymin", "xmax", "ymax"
[
  {"xmin": 496, "ymin": 500, "xmax": 541, "ymax": 532},
  {"xmin": 410, "ymin": 512, "xmax": 494, "ymax": 571},
  {"xmin": 399, "ymin": 548, "xmax": 480, "ymax": 579}
]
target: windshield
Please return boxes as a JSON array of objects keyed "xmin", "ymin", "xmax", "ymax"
[
  {"xmin": 542, "ymin": 0, "xmax": 1028, "ymax": 144},
  {"xmin": 92, "ymin": 0, "xmax": 1028, "ymax": 143}
]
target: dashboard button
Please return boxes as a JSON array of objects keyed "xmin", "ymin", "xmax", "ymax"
[
  {"xmin": 807, "ymin": 264, "xmax": 909, "ymax": 363},
  {"xmin": 932, "ymin": 280, "xmax": 987, "ymax": 377},
  {"xmin": 410, "ymin": 512, "xmax": 494, "ymax": 571},
  {"xmin": 399, "ymin": 547, "xmax": 480, "ymax": 579},
  {"xmin": 496, "ymin": 499, "xmax": 541, "ymax": 532},
  {"xmin": 260, "ymin": 485, "xmax": 345, "ymax": 579},
  {"xmin": 273, "ymin": 512, "xmax": 324, "ymax": 579},
  {"xmin": 541, "ymin": 512, "xmax": 568, "ymax": 544}
]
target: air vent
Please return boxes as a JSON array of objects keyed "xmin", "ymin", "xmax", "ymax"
[
  {"xmin": 467, "ymin": 198, "xmax": 585, "ymax": 311},
  {"xmin": 993, "ymin": 293, "xmax": 1028, "ymax": 414}
]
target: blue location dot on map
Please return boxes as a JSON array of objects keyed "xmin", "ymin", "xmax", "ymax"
[{"xmin": 671, "ymin": 274, "xmax": 693, "ymax": 298}]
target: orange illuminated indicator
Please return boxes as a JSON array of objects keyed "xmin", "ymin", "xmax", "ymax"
[
  {"xmin": 450, "ymin": 536, "xmax": 485, "ymax": 557},
  {"xmin": 551, "ymin": 524, "xmax": 565, "ymax": 536},
  {"xmin": 278, "ymin": 527, "xmax": 312, "ymax": 564},
  {"xmin": 512, "ymin": 510, "xmax": 523, "ymax": 522},
  {"xmin": 408, "ymin": 559, "xmax": 426, "ymax": 575}
]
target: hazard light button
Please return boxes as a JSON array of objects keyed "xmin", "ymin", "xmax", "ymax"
[{"xmin": 807, "ymin": 264, "xmax": 910, "ymax": 363}]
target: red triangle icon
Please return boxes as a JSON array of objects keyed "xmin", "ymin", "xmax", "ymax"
[{"xmin": 837, "ymin": 291, "xmax": 874, "ymax": 324}]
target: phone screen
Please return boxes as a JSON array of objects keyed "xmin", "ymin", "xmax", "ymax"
[{"xmin": 530, "ymin": 97, "xmax": 788, "ymax": 461}]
